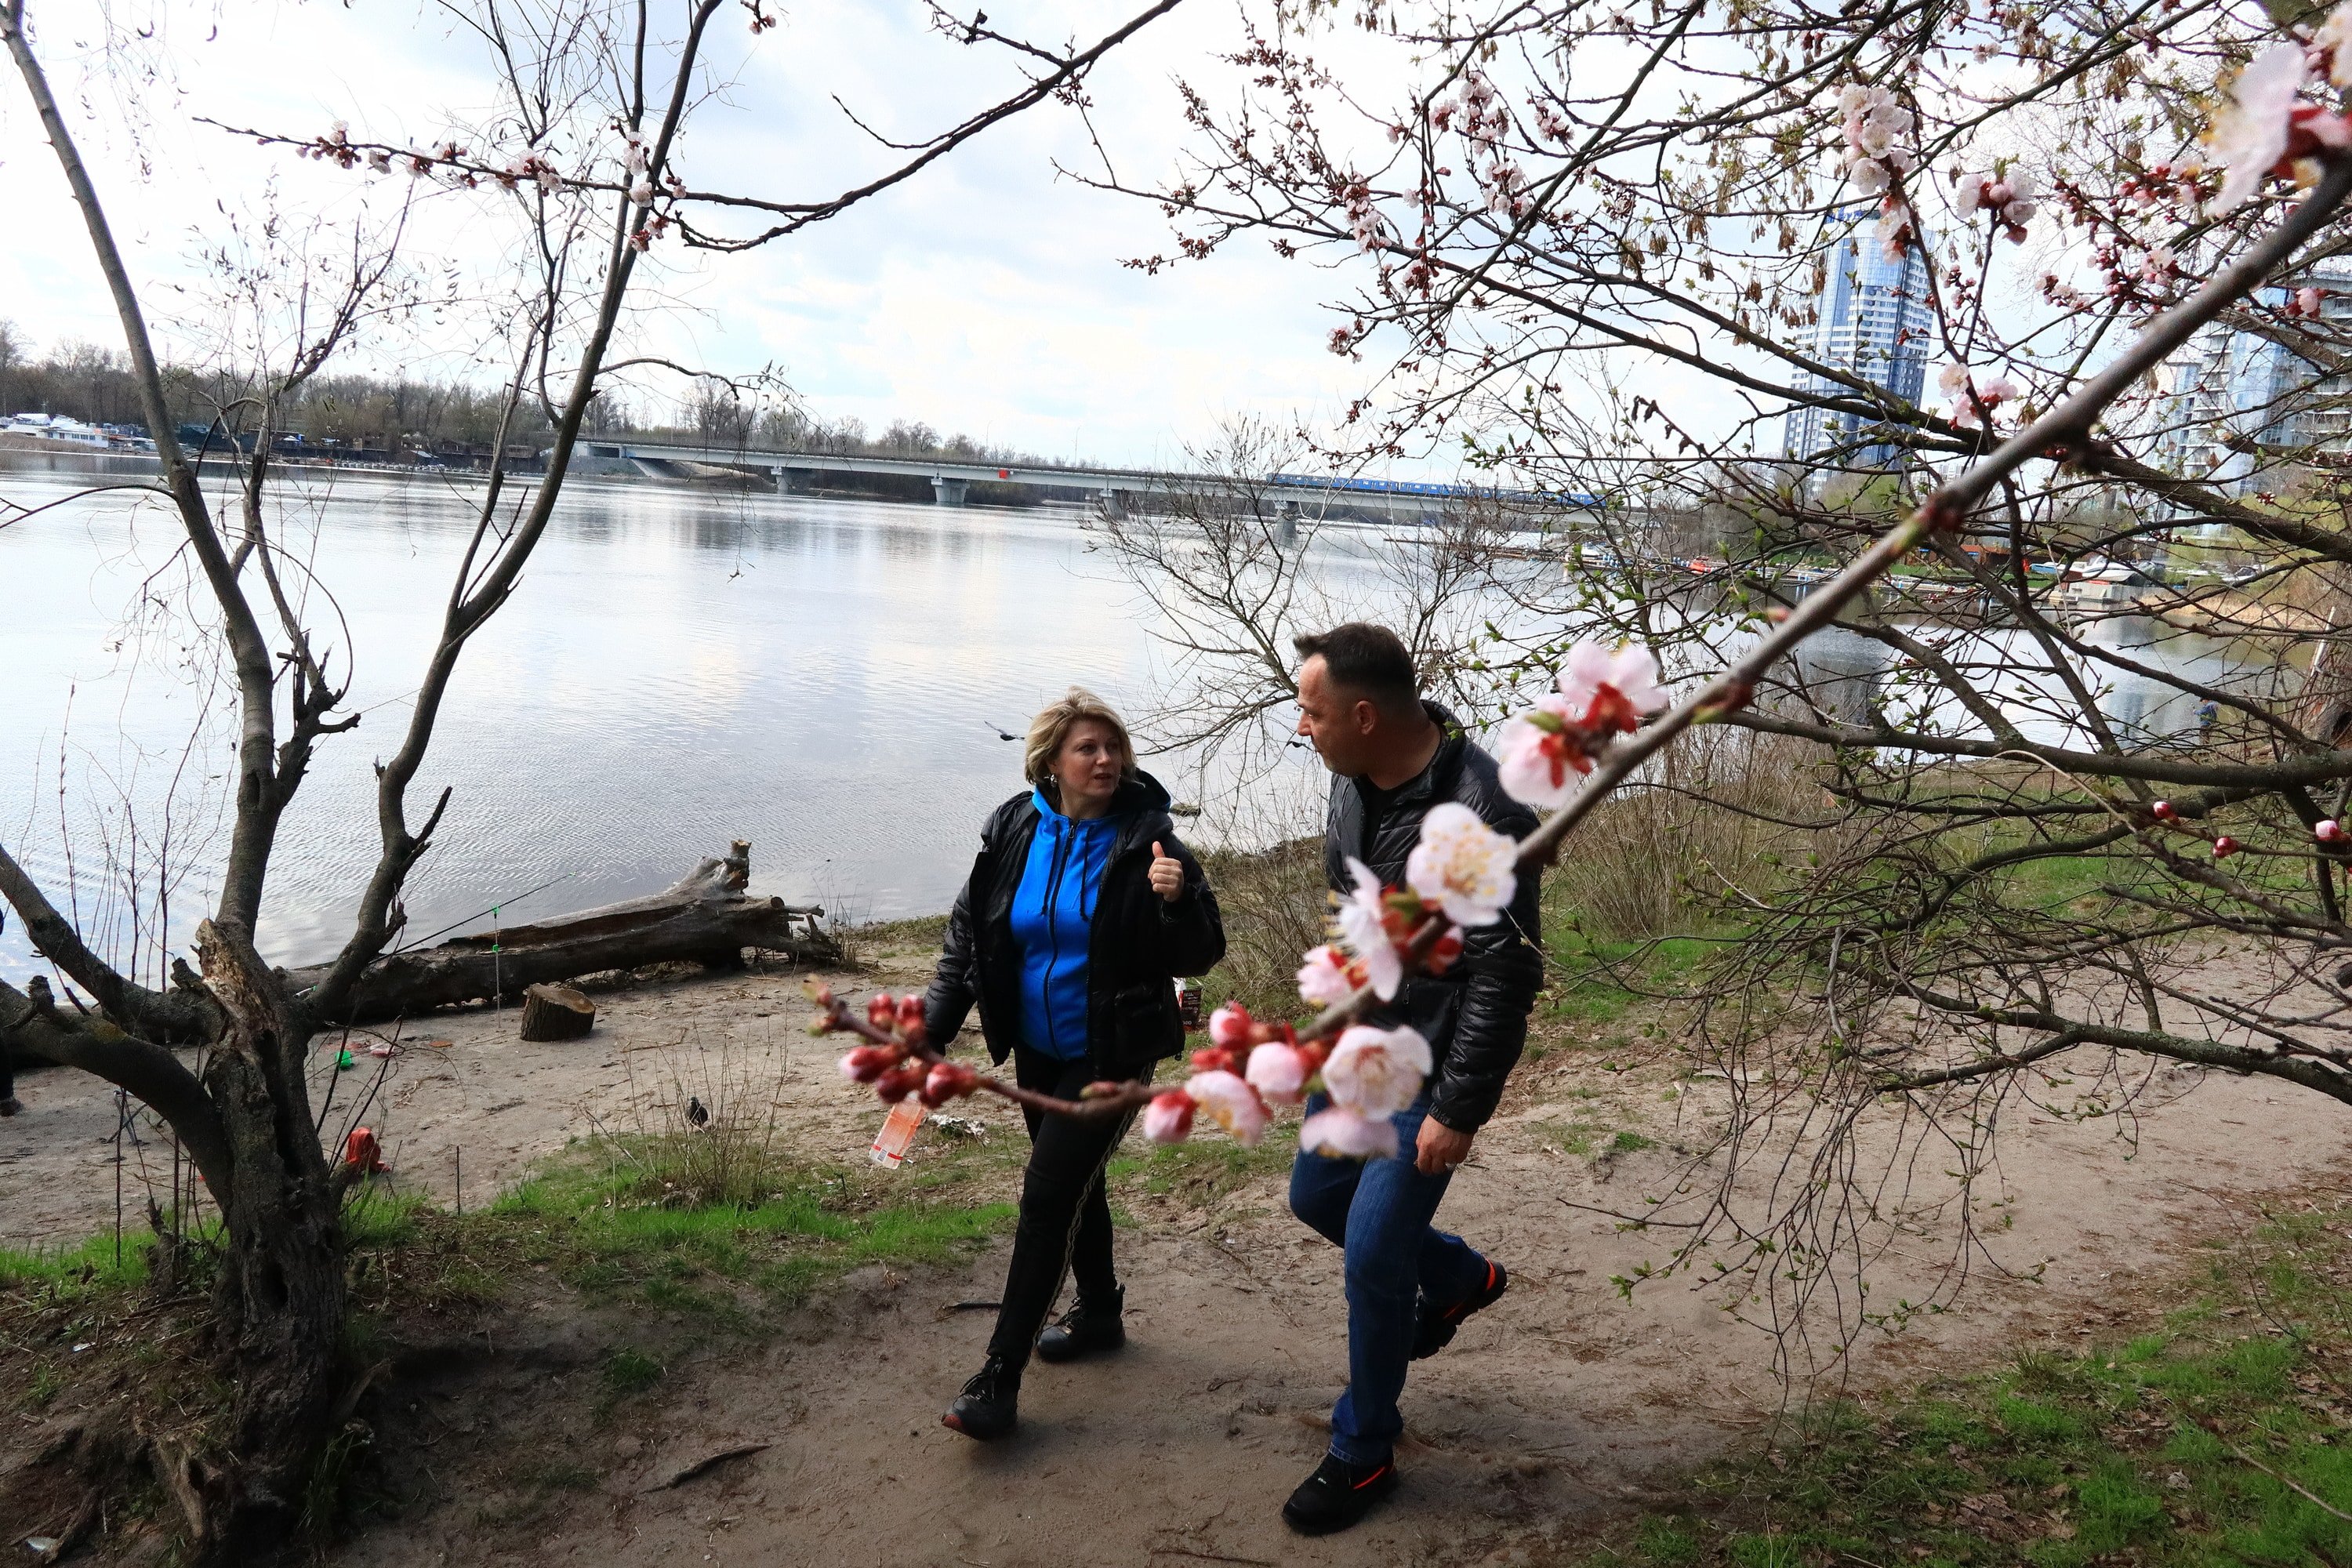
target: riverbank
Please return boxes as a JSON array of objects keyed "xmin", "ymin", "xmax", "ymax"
[{"xmin": 5, "ymin": 927, "xmax": 2350, "ymax": 1563}]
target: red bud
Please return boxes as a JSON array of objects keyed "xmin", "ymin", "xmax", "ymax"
[
  {"xmin": 2213, "ymin": 836, "xmax": 2240, "ymax": 858},
  {"xmin": 2151, "ymin": 800, "xmax": 2177, "ymax": 822},
  {"xmin": 874, "ymin": 1065, "xmax": 926, "ymax": 1102}
]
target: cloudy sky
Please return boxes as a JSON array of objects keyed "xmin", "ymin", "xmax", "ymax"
[{"xmin": 0, "ymin": 1, "xmax": 1399, "ymax": 468}]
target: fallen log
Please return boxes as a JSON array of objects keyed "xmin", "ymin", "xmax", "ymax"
[{"xmin": 283, "ymin": 841, "xmax": 840, "ymax": 1025}]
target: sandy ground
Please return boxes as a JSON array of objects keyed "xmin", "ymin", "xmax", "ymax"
[{"xmin": 5, "ymin": 951, "xmax": 2350, "ymax": 1565}]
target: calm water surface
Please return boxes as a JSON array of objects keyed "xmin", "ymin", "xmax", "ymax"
[
  {"xmin": 0, "ymin": 462, "xmax": 2285, "ymax": 989},
  {"xmin": 0, "ymin": 468, "xmax": 1269, "ymax": 984}
]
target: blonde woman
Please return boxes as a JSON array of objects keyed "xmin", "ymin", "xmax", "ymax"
[{"xmin": 920, "ymin": 688, "xmax": 1225, "ymax": 1440}]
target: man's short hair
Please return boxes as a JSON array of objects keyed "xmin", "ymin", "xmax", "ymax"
[{"xmin": 1294, "ymin": 622, "xmax": 1420, "ymax": 714}]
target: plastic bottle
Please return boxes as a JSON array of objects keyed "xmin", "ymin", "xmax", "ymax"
[{"xmin": 869, "ymin": 1098, "xmax": 925, "ymax": 1167}]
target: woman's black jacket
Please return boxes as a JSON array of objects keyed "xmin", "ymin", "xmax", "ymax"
[{"xmin": 922, "ymin": 771, "xmax": 1226, "ymax": 1082}]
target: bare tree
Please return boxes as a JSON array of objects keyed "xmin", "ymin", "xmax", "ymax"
[
  {"xmin": 0, "ymin": 0, "xmax": 1184, "ymax": 1553},
  {"xmin": 1085, "ymin": 416, "xmax": 1534, "ymax": 833}
]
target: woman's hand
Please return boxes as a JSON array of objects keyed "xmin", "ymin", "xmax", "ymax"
[{"xmin": 1148, "ymin": 841, "xmax": 1185, "ymax": 904}]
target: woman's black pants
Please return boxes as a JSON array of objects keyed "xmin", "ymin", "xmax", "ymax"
[{"xmin": 985, "ymin": 1047, "xmax": 1137, "ymax": 1367}]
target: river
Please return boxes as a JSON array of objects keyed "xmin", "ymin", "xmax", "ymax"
[
  {"xmin": 0, "ymin": 466, "xmax": 1322, "ymax": 986},
  {"xmin": 0, "ymin": 460, "xmax": 2290, "ymax": 989}
]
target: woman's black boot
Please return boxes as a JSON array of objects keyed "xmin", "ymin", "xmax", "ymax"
[
  {"xmin": 942, "ymin": 1354, "xmax": 1022, "ymax": 1440},
  {"xmin": 1035, "ymin": 1286, "xmax": 1126, "ymax": 1363}
]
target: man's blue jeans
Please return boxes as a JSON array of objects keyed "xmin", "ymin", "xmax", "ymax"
[{"xmin": 1289, "ymin": 1091, "xmax": 1490, "ymax": 1466}]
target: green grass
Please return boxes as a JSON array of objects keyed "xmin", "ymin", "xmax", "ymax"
[
  {"xmin": 1574, "ymin": 1203, "xmax": 2352, "ymax": 1568},
  {"xmin": 0, "ymin": 1229, "xmax": 158, "ymax": 1293},
  {"xmin": 1533, "ymin": 1119, "xmax": 1657, "ymax": 1160},
  {"xmin": 450, "ymin": 1152, "xmax": 1017, "ymax": 1312},
  {"xmin": 1109, "ymin": 1134, "xmax": 1294, "ymax": 1207}
]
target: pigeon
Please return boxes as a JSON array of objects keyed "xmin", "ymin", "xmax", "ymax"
[{"xmin": 686, "ymin": 1096, "xmax": 711, "ymax": 1130}]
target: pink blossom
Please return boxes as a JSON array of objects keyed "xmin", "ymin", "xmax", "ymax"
[
  {"xmin": 1300, "ymin": 1106, "xmax": 1399, "ymax": 1160},
  {"xmin": 1186, "ymin": 1069, "xmax": 1270, "ymax": 1146},
  {"xmin": 1144, "ymin": 1089, "xmax": 1196, "ymax": 1143},
  {"xmin": 2318, "ymin": 818, "xmax": 2346, "ymax": 843},
  {"xmin": 1333, "ymin": 858, "xmax": 1405, "ymax": 1000},
  {"xmin": 1839, "ymin": 85, "xmax": 1913, "ymax": 160},
  {"xmin": 1405, "ymin": 801, "xmax": 1519, "ymax": 926},
  {"xmin": 1874, "ymin": 199, "xmax": 1917, "ymax": 262},
  {"xmin": 1247, "ymin": 1042, "xmax": 1312, "ymax": 1105},
  {"xmin": 1323, "ymin": 1023, "xmax": 1433, "ymax": 1117},
  {"xmin": 2211, "ymin": 44, "xmax": 2310, "ymax": 212},
  {"xmin": 1296, "ymin": 944, "xmax": 1357, "ymax": 1006},
  {"xmin": 1208, "ymin": 1002, "xmax": 1254, "ymax": 1049},
  {"xmin": 1559, "ymin": 641, "xmax": 1670, "ymax": 724},
  {"xmin": 1497, "ymin": 694, "xmax": 1582, "ymax": 809},
  {"xmin": 365, "ymin": 150, "xmax": 392, "ymax": 174}
]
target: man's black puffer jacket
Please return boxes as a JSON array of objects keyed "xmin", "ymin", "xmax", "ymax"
[
  {"xmin": 1323, "ymin": 703, "xmax": 1543, "ymax": 1134},
  {"xmin": 924, "ymin": 771, "xmax": 1226, "ymax": 1083}
]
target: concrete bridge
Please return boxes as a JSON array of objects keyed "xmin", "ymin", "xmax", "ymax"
[{"xmin": 575, "ymin": 439, "xmax": 1602, "ymax": 521}]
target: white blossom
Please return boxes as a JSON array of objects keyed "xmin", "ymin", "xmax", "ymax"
[
  {"xmin": 1404, "ymin": 801, "xmax": 1519, "ymax": 927},
  {"xmin": 2210, "ymin": 44, "xmax": 2308, "ymax": 212}
]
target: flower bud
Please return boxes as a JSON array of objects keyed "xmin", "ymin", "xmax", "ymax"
[
  {"xmin": 874, "ymin": 1065, "xmax": 926, "ymax": 1102},
  {"xmin": 2151, "ymin": 800, "xmax": 2177, "ymax": 822},
  {"xmin": 867, "ymin": 993, "xmax": 895, "ymax": 1028},
  {"xmin": 2213, "ymin": 836, "xmax": 2241, "ymax": 858},
  {"xmin": 2318, "ymin": 819, "xmax": 2345, "ymax": 844},
  {"xmin": 838, "ymin": 1044, "xmax": 895, "ymax": 1083},
  {"xmin": 920, "ymin": 1062, "xmax": 977, "ymax": 1107},
  {"xmin": 1207, "ymin": 1003, "xmax": 1254, "ymax": 1049},
  {"xmin": 1143, "ymin": 1090, "xmax": 1196, "ymax": 1143}
]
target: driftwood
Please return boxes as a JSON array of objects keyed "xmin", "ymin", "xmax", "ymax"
[
  {"xmin": 518, "ymin": 982, "xmax": 595, "ymax": 1040},
  {"xmin": 281, "ymin": 841, "xmax": 838, "ymax": 1025}
]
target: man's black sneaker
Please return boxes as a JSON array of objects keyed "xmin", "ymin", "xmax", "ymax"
[
  {"xmin": 1035, "ymin": 1286, "xmax": 1126, "ymax": 1363},
  {"xmin": 1412, "ymin": 1258, "xmax": 1508, "ymax": 1360},
  {"xmin": 1281, "ymin": 1452, "xmax": 1398, "ymax": 1535},
  {"xmin": 942, "ymin": 1355, "xmax": 1021, "ymax": 1440}
]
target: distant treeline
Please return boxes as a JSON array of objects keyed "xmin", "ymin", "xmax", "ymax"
[{"xmin": 0, "ymin": 323, "xmax": 1036, "ymax": 465}]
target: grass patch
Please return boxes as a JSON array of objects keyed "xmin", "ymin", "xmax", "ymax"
[
  {"xmin": 1570, "ymin": 1201, "xmax": 2352, "ymax": 1567},
  {"xmin": 428, "ymin": 1149, "xmax": 1015, "ymax": 1313},
  {"xmin": 0, "ymin": 1229, "xmax": 156, "ymax": 1294},
  {"xmin": 1533, "ymin": 1118, "xmax": 1656, "ymax": 1160},
  {"xmin": 1109, "ymin": 1134, "xmax": 1294, "ymax": 1209}
]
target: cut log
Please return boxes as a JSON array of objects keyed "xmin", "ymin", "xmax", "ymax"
[
  {"xmin": 278, "ymin": 840, "xmax": 841, "ymax": 1025},
  {"xmin": 518, "ymin": 983, "xmax": 596, "ymax": 1041}
]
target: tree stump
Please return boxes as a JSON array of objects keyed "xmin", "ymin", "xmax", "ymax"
[{"xmin": 518, "ymin": 983, "xmax": 596, "ymax": 1041}]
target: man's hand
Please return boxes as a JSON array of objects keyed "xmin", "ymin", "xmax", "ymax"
[
  {"xmin": 1415, "ymin": 1116, "xmax": 1474, "ymax": 1176},
  {"xmin": 1148, "ymin": 841, "xmax": 1185, "ymax": 904}
]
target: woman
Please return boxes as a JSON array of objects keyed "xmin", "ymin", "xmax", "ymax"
[{"xmin": 922, "ymin": 687, "xmax": 1225, "ymax": 1440}]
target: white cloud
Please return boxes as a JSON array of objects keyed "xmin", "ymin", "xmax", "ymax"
[{"xmin": 0, "ymin": 0, "xmax": 1374, "ymax": 467}]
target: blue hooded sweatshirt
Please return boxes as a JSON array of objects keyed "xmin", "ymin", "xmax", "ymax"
[{"xmin": 1007, "ymin": 788, "xmax": 1123, "ymax": 1058}]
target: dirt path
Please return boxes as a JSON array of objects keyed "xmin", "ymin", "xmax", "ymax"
[{"xmin": 7, "ymin": 955, "xmax": 2348, "ymax": 1565}]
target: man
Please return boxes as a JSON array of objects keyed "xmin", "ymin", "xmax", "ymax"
[{"xmin": 1279, "ymin": 622, "xmax": 1543, "ymax": 1534}]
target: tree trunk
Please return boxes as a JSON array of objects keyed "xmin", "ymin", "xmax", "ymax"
[
  {"xmin": 518, "ymin": 982, "xmax": 596, "ymax": 1040},
  {"xmin": 185, "ymin": 922, "xmax": 347, "ymax": 1563}
]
